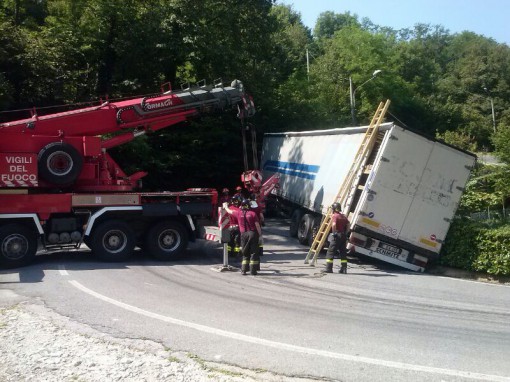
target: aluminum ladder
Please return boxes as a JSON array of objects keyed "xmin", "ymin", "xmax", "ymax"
[{"xmin": 304, "ymin": 100, "xmax": 391, "ymax": 265}]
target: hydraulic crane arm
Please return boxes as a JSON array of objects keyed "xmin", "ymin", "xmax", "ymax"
[{"xmin": 0, "ymin": 80, "xmax": 254, "ymax": 191}]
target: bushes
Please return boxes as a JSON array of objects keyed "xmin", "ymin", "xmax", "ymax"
[
  {"xmin": 440, "ymin": 218, "xmax": 510, "ymax": 276},
  {"xmin": 474, "ymin": 224, "xmax": 510, "ymax": 275}
]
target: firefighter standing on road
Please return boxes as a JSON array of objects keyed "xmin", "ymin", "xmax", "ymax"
[
  {"xmin": 324, "ymin": 202, "xmax": 350, "ymax": 274},
  {"xmin": 224, "ymin": 198, "xmax": 261, "ymax": 275}
]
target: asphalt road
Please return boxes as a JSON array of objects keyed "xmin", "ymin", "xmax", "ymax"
[{"xmin": 1, "ymin": 218, "xmax": 509, "ymax": 382}]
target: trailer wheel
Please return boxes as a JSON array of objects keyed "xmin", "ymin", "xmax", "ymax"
[
  {"xmin": 289, "ymin": 209, "xmax": 304, "ymax": 238},
  {"xmin": 38, "ymin": 142, "xmax": 83, "ymax": 185},
  {"xmin": 0, "ymin": 224, "xmax": 38, "ymax": 269},
  {"xmin": 298, "ymin": 214, "xmax": 314, "ymax": 245},
  {"xmin": 90, "ymin": 220, "xmax": 135, "ymax": 262},
  {"xmin": 145, "ymin": 221, "xmax": 189, "ymax": 261}
]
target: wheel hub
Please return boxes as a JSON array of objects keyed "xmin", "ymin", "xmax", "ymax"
[
  {"xmin": 103, "ymin": 230, "xmax": 127, "ymax": 254},
  {"xmin": 47, "ymin": 151, "xmax": 73, "ymax": 176},
  {"xmin": 2, "ymin": 234, "xmax": 28, "ymax": 260},
  {"xmin": 159, "ymin": 230, "xmax": 179, "ymax": 251}
]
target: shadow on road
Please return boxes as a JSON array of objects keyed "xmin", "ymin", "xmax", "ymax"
[{"xmin": 0, "ymin": 241, "xmax": 222, "ymax": 284}]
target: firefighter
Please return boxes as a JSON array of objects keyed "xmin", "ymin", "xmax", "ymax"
[
  {"xmin": 219, "ymin": 188, "xmax": 230, "ymax": 204},
  {"xmin": 234, "ymin": 185, "xmax": 245, "ymax": 199},
  {"xmin": 324, "ymin": 202, "xmax": 350, "ymax": 274},
  {"xmin": 224, "ymin": 198, "xmax": 261, "ymax": 275},
  {"xmin": 227, "ymin": 195, "xmax": 242, "ymax": 257}
]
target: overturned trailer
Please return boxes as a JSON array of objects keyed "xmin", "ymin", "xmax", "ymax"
[{"xmin": 261, "ymin": 123, "xmax": 476, "ymax": 272}]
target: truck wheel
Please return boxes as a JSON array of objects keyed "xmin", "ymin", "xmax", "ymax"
[
  {"xmin": 298, "ymin": 214, "xmax": 313, "ymax": 245},
  {"xmin": 90, "ymin": 220, "xmax": 135, "ymax": 262},
  {"xmin": 290, "ymin": 209, "xmax": 304, "ymax": 237},
  {"xmin": 38, "ymin": 142, "xmax": 83, "ymax": 185},
  {"xmin": 0, "ymin": 224, "xmax": 38, "ymax": 268},
  {"xmin": 145, "ymin": 221, "xmax": 189, "ymax": 261}
]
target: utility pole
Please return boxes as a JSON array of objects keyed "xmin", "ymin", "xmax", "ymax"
[{"xmin": 483, "ymin": 86, "xmax": 496, "ymax": 133}]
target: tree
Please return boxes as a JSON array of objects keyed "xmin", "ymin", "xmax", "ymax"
[{"xmin": 313, "ymin": 11, "xmax": 358, "ymax": 39}]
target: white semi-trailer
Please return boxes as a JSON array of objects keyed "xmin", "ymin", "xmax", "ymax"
[{"xmin": 261, "ymin": 122, "xmax": 476, "ymax": 271}]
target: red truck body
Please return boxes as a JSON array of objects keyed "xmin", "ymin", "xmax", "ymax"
[{"xmin": 0, "ymin": 80, "xmax": 254, "ymax": 268}]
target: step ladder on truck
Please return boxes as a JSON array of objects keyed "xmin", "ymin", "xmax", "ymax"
[{"xmin": 304, "ymin": 100, "xmax": 391, "ymax": 266}]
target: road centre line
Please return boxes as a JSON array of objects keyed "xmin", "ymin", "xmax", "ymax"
[{"xmin": 68, "ymin": 279, "xmax": 510, "ymax": 382}]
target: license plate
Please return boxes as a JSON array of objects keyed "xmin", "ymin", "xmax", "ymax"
[{"xmin": 378, "ymin": 242, "xmax": 401, "ymax": 254}]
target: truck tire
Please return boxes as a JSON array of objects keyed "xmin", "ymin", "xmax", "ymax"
[
  {"xmin": 0, "ymin": 224, "xmax": 38, "ymax": 268},
  {"xmin": 298, "ymin": 214, "xmax": 314, "ymax": 245},
  {"xmin": 90, "ymin": 220, "xmax": 135, "ymax": 262},
  {"xmin": 144, "ymin": 221, "xmax": 189, "ymax": 261},
  {"xmin": 38, "ymin": 142, "xmax": 83, "ymax": 185},
  {"xmin": 289, "ymin": 209, "xmax": 304, "ymax": 237}
]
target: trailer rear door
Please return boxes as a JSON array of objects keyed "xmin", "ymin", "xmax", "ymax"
[
  {"xmin": 397, "ymin": 141, "xmax": 475, "ymax": 253},
  {"xmin": 354, "ymin": 127, "xmax": 433, "ymax": 246},
  {"xmin": 354, "ymin": 126, "xmax": 475, "ymax": 255}
]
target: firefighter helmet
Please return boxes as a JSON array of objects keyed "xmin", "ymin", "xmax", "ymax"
[
  {"xmin": 231, "ymin": 194, "xmax": 242, "ymax": 206},
  {"xmin": 240, "ymin": 198, "xmax": 251, "ymax": 210},
  {"xmin": 331, "ymin": 202, "xmax": 342, "ymax": 212},
  {"xmin": 222, "ymin": 187, "xmax": 229, "ymax": 194}
]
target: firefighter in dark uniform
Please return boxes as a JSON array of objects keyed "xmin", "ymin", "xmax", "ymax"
[
  {"xmin": 324, "ymin": 202, "xmax": 350, "ymax": 273},
  {"xmin": 225, "ymin": 198, "xmax": 261, "ymax": 275}
]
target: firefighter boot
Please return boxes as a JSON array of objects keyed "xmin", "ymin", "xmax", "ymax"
[
  {"xmin": 339, "ymin": 260, "xmax": 348, "ymax": 274},
  {"xmin": 250, "ymin": 258, "xmax": 259, "ymax": 275},
  {"xmin": 241, "ymin": 258, "xmax": 250, "ymax": 275},
  {"xmin": 322, "ymin": 260, "xmax": 333, "ymax": 273}
]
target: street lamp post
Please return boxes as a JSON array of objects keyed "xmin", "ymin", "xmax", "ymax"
[
  {"xmin": 483, "ymin": 86, "xmax": 496, "ymax": 133},
  {"xmin": 349, "ymin": 70, "xmax": 382, "ymax": 125}
]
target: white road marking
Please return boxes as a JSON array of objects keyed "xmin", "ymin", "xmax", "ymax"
[
  {"xmin": 58, "ymin": 265, "xmax": 69, "ymax": 276},
  {"xmin": 435, "ymin": 275, "xmax": 510, "ymax": 288},
  {"xmin": 69, "ymin": 280, "xmax": 510, "ymax": 381},
  {"xmin": 0, "ymin": 273, "xmax": 20, "ymax": 283}
]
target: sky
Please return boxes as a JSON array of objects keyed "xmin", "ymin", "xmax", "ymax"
[{"xmin": 278, "ymin": 0, "xmax": 509, "ymax": 45}]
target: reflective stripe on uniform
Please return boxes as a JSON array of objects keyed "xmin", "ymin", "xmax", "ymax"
[
  {"xmin": 250, "ymin": 261, "xmax": 260, "ymax": 265},
  {"xmin": 340, "ymin": 260, "xmax": 348, "ymax": 264},
  {"xmin": 326, "ymin": 259, "xmax": 333, "ymax": 263},
  {"xmin": 242, "ymin": 260, "xmax": 249, "ymax": 265}
]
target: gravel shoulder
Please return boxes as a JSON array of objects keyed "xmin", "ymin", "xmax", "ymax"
[{"xmin": 0, "ymin": 290, "xmax": 314, "ymax": 382}]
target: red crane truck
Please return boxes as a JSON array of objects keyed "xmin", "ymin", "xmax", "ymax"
[{"xmin": 0, "ymin": 79, "xmax": 255, "ymax": 268}]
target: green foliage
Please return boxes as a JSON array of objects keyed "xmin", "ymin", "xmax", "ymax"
[
  {"xmin": 440, "ymin": 218, "xmax": 480, "ymax": 270},
  {"xmin": 456, "ymin": 164, "xmax": 507, "ymax": 214},
  {"xmin": 474, "ymin": 224, "xmax": 510, "ymax": 275},
  {"xmin": 441, "ymin": 219, "xmax": 510, "ymax": 276},
  {"xmin": 435, "ymin": 129, "xmax": 477, "ymax": 152},
  {"xmin": 313, "ymin": 11, "xmax": 359, "ymax": 40},
  {"xmin": 492, "ymin": 123, "xmax": 510, "ymax": 164}
]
